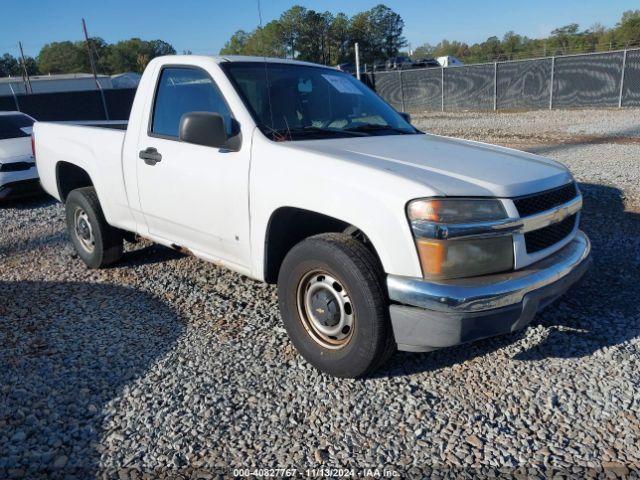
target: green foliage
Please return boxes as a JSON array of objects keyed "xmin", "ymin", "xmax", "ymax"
[
  {"xmin": 411, "ymin": 43, "xmax": 435, "ymax": 59},
  {"xmin": 103, "ymin": 38, "xmax": 176, "ymax": 73},
  {"xmin": 218, "ymin": 4, "xmax": 406, "ymax": 65},
  {"xmin": 220, "ymin": 30, "xmax": 252, "ymax": 55},
  {"xmin": 0, "ymin": 53, "xmax": 38, "ymax": 77},
  {"xmin": 0, "ymin": 53, "xmax": 21, "ymax": 77},
  {"xmin": 411, "ymin": 9, "xmax": 640, "ymax": 65},
  {"xmin": 2, "ymin": 7, "xmax": 640, "ymax": 79},
  {"xmin": 220, "ymin": 6, "xmax": 639, "ymax": 66},
  {"xmin": 37, "ymin": 41, "xmax": 86, "ymax": 74},
  {"xmin": 367, "ymin": 4, "xmax": 406, "ymax": 60},
  {"xmin": 0, "ymin": 38, "xmax": 176, "ymax": 78},
  {"xmin": 618, "ymin": 10, "xmax": 640, "ymax": 46}
]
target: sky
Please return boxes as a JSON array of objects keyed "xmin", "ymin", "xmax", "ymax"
[{"xmin": 1, "ymin": 0, "xmax": 637, "ymax": 58}]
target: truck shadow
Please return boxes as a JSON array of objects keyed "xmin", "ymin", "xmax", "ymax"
[
  {"xmin": 379, "ymin": 182, "xmax": 640, "ymax": 376},
  {"xmin": 118, "ymin": 243, "xmax": 185, "ymax": 268},
  {"xmin": 0, "ymin": 281, "xmax": 184, "ymax": 478}
]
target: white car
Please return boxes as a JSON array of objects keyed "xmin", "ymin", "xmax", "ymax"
[
  {"xmin": 33, "ymin": 56, "xmax": 591, "ymax": 377},
  {"xmin": 0, "ymin": 111, "xmax": 38, "ymax": 200}
]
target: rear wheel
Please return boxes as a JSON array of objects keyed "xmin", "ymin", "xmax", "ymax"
[
  {"xmin": 277, "ymin": 233, "xmax": 395, "ymax": 378},
  {"xmin": 65, "ymin": 187, "xmax": 123, "ymax": 268}
]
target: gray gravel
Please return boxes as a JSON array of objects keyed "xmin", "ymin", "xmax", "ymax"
[
  {"xmin": 413, "ymin": 108, "xmax": 640, "ymax": 143},
  {"xmin": 1, "ymin": 108, "xmax": 640, "ymax": 478}
]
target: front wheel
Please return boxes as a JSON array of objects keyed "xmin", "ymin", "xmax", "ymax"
[{"xmin": 277, "ymin": 233, "xmax": 395, "ymax": 378}]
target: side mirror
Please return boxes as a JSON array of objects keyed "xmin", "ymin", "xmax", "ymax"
[
  {"xmin": 398, "ymin": 112, "xmax": 411, "ymax": 124},
  {"xmin": 179, "ymin": 112, "xmax": 228, "ymax": 148}
]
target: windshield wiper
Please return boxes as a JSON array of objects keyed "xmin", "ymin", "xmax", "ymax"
[
  {"xmin": 344, "ymin": 123, "xmax": 415, "ymax": 135},
  {"xmin": 268, "ymin": 126, "xmax": 366, "ymax": 140}
]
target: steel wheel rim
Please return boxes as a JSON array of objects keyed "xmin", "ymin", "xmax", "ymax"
[
  {"xmin": 296, "ymin": 270, "xmax": 355, "ymax": 349},
  {"xmin": 74, "ymin": 207, "xmax": 95, "ymax": 253}
]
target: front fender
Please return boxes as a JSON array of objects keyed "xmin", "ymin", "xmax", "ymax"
[{"xmin": 248, "ymin": 137, "xmax": 435, "ymax": 280}]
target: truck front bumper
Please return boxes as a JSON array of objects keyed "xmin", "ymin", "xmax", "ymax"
[{"xmin": 387, "ymin": 230, "xmax": 591, "ymax": 352}]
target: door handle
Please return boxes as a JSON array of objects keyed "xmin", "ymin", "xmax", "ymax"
[{"xmin": 139, "ymin": 147, "xmax": 162, "ymax": 165}]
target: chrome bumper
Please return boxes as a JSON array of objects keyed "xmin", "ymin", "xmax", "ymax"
[{"xmin": 388, "ymin": 230, "xmax": 591, "ymax": 314}]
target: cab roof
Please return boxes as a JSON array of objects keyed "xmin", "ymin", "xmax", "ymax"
[
  {"xmin": 156, "ymin": 54, "xmax": 331, "ymax": 69},
  {"xmin": 216, "ymin": 55, "xmax": 326, "ymax": 68}
]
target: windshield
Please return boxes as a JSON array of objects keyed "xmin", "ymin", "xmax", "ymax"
[
  {"xmin": 0, "ymin": 114, "xmax": 34, "ymax": 140},
  {"xmin": 221, "ymin": 62, "xmax": 418, "ymax": 141}
]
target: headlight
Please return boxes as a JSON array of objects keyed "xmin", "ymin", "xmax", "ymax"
[
  {"xmin": 408, "ymin": 198, "xmax": 507, "ymax": 224},
  {"xmin": 407, "ymin": 198, "xmax": 514, "ymax": 279}
]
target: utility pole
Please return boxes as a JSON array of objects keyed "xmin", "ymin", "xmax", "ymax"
[
  {"xmin": 18, "ymin": 41, "xmax": 33, "ymax": 94},
  {"xmin": 82, "ymin": 18, "xmax": 109, "ymax": 119},
  {"xmin": 82, "ymin": 18, "xmax": 101, "ymax": 90},
  {"xmin": 355, "ymin": 42, "xmax": 361, "ymax": 80}
]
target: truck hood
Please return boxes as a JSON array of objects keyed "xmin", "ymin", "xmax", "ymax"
[{"xmin": 288, "ymin": 133, "xmax": 572, "ymax": 197}]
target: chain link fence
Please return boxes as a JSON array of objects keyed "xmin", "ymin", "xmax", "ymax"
[
  {"xmin": 2, "ymin": 49, "xmax": 640, "ymax": 121},
  {"xmin": 364, "ymin": 48, "xmax": 640, "ymax": 112}
]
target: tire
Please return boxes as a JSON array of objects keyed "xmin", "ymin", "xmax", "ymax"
[
  {"xmin": 65, "ymin": 187, "xmax": 123, "ymax": 268},
  {"xmin": 277, "ymin": 233, "xmax": 395, "ymax": 378}
]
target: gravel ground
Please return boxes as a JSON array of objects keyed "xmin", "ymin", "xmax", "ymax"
[{"xmin": 1, "ymin": 108, "xmax": 639, "ymax": 478}]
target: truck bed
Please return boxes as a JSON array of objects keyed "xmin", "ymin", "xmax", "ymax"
[
  {"xmin": 34, "ymin": 121, "xmax": 133, "ymax": 231},
  {"xmin": 56, "ymin": 120, "xmax": 129, "ymax": 130}
]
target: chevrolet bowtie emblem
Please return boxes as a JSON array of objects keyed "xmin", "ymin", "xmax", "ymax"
[{"xmin": 316, "ymin": 308, "xmax": 325, "ymax": 314}]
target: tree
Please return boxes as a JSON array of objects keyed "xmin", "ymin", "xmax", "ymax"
[
  {"xmin": 411, "ymin": 43, "xmax": 435, "ymax": 60},
  {"xmin": 432, "ymin": 40, "xmax": 469, "ymax": 59},
  {"xmin": 0, "ymin": 53, "xmax": 21, "ymax": 77},
  {"xmin": 220, "ymin": 30, "xmax": 251, "ymax": 55},
  {"xmin": 550, "ymin": 23, "xmax": 579, "ymax": 54},
  {"xmin": 596, "ymin": 29, "xmax": 617, "ymax": 51},
  {"xmin": 329, "ymin": 13, "xmax": 351, "ymax": 64},
  {"xmin": 105, "ymin": 38, "xmax": 176, "ymax": 73},
  {"xmin": 297, "ymin": 10, "xmax": 333, "ymax": 64},
  {"xmin": 502, "ymin": 31, "xmax": 522, "ymax": 60},
  {"xmin": 245, "ymin": 21, "xmax": 286, "ymax": 57},
  {"xmin": 218, "ymin": 5, "xmax": 638, "ymax": 67},
  {"xmin": 279, "ymin": 5, "xmax": 307, "ymax": 58},
  {"xmin": 480, "ymin": 36, "xmax": 503, "ymax": 60},
  {"xmin": 105, "ymin": 38, "xmax": 145, "ymax": 73},
  {"xmin": 348, "ymin": 11, "xmax": 373, "ymax": 63},
  {"xmin": 37, "ymin": 41, "xmax": 85, "ymax": 74},
  {"xmin": 80, "ymin": 37, "xmax": 110, "ymax": 74},
  {"xmin": 617, "ymin": 10, "xmax": 640, "ymax": 46},
  {"xmin": 217, "ymin": 3, "xmax": 406, "ymax": 65},
  {"xmin": 366, "ymin": 4, "xmax": 406, "ymax": 59},
  {"xmin": 22, "ymin": 56, "xmax": 38, "ymax": 76}
]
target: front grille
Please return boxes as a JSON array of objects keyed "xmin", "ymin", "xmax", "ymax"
[
  {"xmin": 525, "ymin": 214, "xmax": 577, "ymax": 253},
  {"xmin": 514, "ymin": 182, "xmax": 578, "ymax": 217},
  {"xmin": 0, "ymin": 161, "xmax": 35, "ymax": 172}
]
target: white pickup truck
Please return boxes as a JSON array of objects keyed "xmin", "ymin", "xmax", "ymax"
[{"xmin": 34, "ymin": 55, "xmax": 591, "ymax": 377}]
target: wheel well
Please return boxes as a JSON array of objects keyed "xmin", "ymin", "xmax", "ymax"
[
  {"xmin": 263, "ymin": 207, "xmax": 382, "ymax": 284},
  {"xmin": 56, "ymin": 162, "xmax": 93, "ymax": 201}
]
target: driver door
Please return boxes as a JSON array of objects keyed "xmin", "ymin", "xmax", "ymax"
[{"xmin": 136, "ymin": 66, "xmax": 250, "ymax": 267}]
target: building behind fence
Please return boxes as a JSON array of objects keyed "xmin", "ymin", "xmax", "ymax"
[
  {"xmin": 1, "ymin": 49, "xmax": 639, "ymax": 122},
  {"xmin": 363, "ymin": 48, "xmax": 640, "ymax": 112}
]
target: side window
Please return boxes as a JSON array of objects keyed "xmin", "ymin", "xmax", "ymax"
[{"xmin": 151, "ymin": 67, "xmax": 233, "ymax": 138}]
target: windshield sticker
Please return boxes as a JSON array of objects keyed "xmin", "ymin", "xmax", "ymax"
[{"xmin": 321, "ymin": 74, "xmax": 363, "ymax": 95}]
